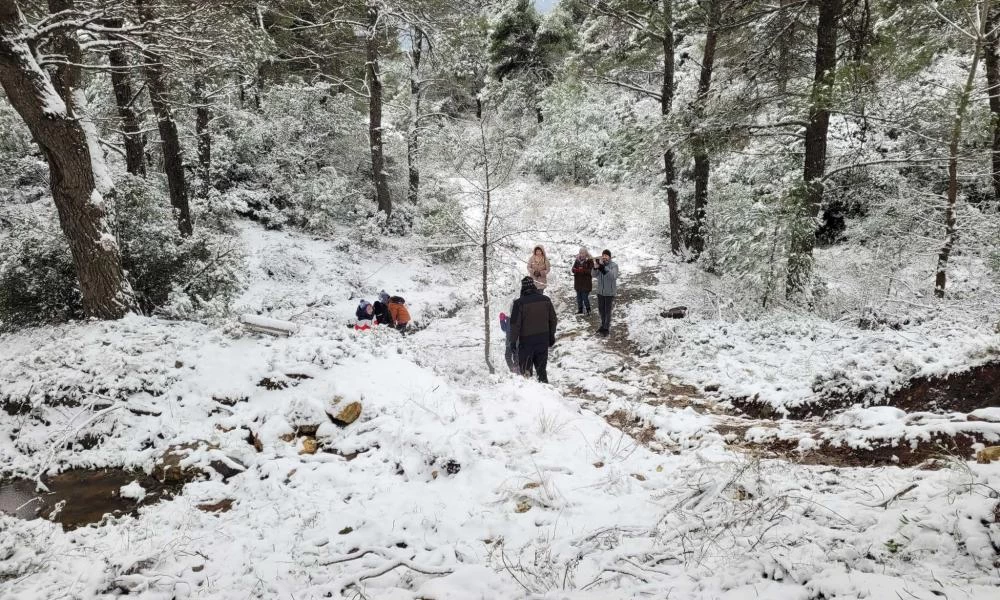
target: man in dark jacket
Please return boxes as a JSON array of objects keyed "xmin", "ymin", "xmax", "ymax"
[
  {"xmin": 571, "ymin": 247, "xmax": 594, "ymax": 314},
  {"xmin": 509, "ymin": 276, "xmax": 557, "ymax": 383}
]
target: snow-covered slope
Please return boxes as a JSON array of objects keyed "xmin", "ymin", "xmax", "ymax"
[{"xmin": 2, "ymin": 182, "xmax": 999, "ymax": 599}]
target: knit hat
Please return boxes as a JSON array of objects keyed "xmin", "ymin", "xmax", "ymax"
[
  {"xmin": 602, "ymin": 249, "xmax": 612, "ymax": 258},
  {"xmin": 521, "ymin": 276, "xmax": 537, "ymax": 294},
  {"xmin": 358, "ymin": 299, "xmax": 371, "ymax": 310},
  {"xmin": 378, "ymin": 290, "xmax": 389, "ymax": 304}
]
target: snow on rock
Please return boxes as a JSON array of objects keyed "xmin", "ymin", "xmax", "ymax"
[
  {"xmin": 834, "ymin": 406, "xmax": 908, "ymax": 428},
  {"xmin": 970, "ymin": 407, "xmax": 1000, "ymax": 422},
  {"xmin": 118, "ymin": 481, "xmax": 146, "ymax": 502}
]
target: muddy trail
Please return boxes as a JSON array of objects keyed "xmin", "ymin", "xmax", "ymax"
[{"xmin": 550, "ymin": 266, "xmax": 1000, "ymax": 468}]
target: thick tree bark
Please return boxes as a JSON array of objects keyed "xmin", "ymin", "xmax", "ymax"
[
  {"xmin": 407, "ymin": 27, "xmax": 424, "ymax": 206},
  {"xmin": 194, "ymin": 77, "xmax": 212, "ymax": 197},
  {"xmin": 662, "ymin": 0, "xmax": 680, "ymax": 254},
  {"xmin": 786, "ymin": 0, "xmax": 841, "ymax": 296},
  {"xmin": 936, "ymin": 1, "xmax": 991, "ymax": 298},
  {"xmin": 366, "ymin": 1, "xmax": 392, "ymax": 218},
  {"xmin": 0, "ymin": 3, "xmax": 136, "ymax": 319},
  {"xmin": 985, "ymin": 8, "xmax": 1000, "ymax": 202},
  {"xmin": 689, "ymin": 0, "xmax": 720, "ymax": 257},
  {"xmin": 137, "ymin": 0, "xmax": 192, "ymax": 236},
  {"xmin": 107, "ymin": 34, "xmax": 146, "ymax": 177}
]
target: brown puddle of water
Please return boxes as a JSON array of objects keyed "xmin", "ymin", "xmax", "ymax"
[{"xmin": 0, "ymin": 468, "xmax": 178, "ymax": 530}]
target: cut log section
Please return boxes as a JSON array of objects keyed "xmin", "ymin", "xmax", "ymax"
[{"xmin": 239, "ymin": 314, "xmax": 299, "ymax": 337}]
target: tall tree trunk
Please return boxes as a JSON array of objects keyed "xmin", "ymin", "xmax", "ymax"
[
  {"xmin": 0, "ymin": 2, "xmax": 136, "ymax": 319},
  {"xmin": 407, "ymin": 27, "xmax": 424, "ymax": 206},
  {"xmin": 662, "ymin": 0, "xmax": 680, "ymax": 254},
  {"xmin": 237, "ymin": 72, "xmax": 246, "ymax": 108},
  {"xmin": 936, "ymin": 0, "xmax": 992, "ymax": 298},
  {"xmin": 194, "ymin": 77, "xmax": 212, "ymax": 197},
  {"xmin": 985, "ymin": 7, "xmax": 1000, "ymax": 202},
  {"xmin": 786, "ymin": 0, "xmax": 841, "ymax": 297},
  {"xmin": 479, "ymin": 121, "xmax": 495, "ymax": 375},
  {"xmin": 777, "ymin": 0, "xmax": 796, "ymax": 96},
  {"xmin": 366, "ymin": 1, "xmax": 392, "ymax": 218},
  {"xmin": 107, "ymin": 28, "xmax": 146, "ymax": 177},
  {"xmin": 689, "ymin": 0, "xmax": 720, "ymax": 257},
  {"xmin": 137, "ymin": 0, "xmax": 192, "ymax": 236}
]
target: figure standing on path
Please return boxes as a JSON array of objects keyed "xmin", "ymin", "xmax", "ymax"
[
  {"xmin": 509, "ymin": 276, "xmax": 557, "ymax": 383},
  {"xmin": 593, "ymin": 249, "xmax": 619, "ymax": 336},
  {"xmin": 527, "ymin": 245, "xmax": 551, "ymax": 290},
  {"xmin": 571, "ymin": 247, "xmax": 594, "ymax": 314}
]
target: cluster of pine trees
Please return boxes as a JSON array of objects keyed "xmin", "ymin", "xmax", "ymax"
[{"xmin": 1, "ymin": 0, "xmax": 999, "ymax": 325}]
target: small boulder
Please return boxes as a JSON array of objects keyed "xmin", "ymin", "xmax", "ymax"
[
  {"xmin": 153, "ymin": 442, "xmax": 246, "ymax": 483},
  {"xmin": 299, "ymin": 437, "xmax": 318, "ymax": 455},
  {"xmin": 197, "ymin": 499, "xmax": 234, "ymax": 514},
  {"xmin": 660, "ymin": 306, "xmax": 687, "ymax": 319},
  {"xmin": 154, "ymin": 443, "xmax": 209, "ymax": 484},
  {"xmin": 976, "ymin": 446, "xmax": 1000, "ymax": 464},
  {"xmin": 329, "ymin": 402, "xmax": 362, "ymax": 427}
]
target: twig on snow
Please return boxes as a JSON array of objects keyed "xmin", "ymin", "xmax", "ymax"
[{"xmin": 863, "ymin": 482, "xmax": 919, "ymax": 509}]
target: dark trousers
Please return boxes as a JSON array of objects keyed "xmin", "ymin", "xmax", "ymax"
[
  {"xmin": 504, "ymin": 330, "xmax": 517, "ymax": 372},
  {"xmin": 597, "ymin": 295, "xmax": 614, "ymax": 331},
  {"xmin": 518, "ymin": 343, "xmax": 548, "ymax": 383},
  {"xmin": 575, "ymin": 290, "xmax": 591, "ymax": 313}
]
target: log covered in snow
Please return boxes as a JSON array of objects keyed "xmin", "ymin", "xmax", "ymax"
[{"xmin": 239, "ymin": 314, "xmax": 299, "ymax": 337}]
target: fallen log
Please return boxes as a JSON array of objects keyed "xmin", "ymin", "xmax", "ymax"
[{"xmin": 239, "ymin": 314, "xmax": 299, "ymax": 337}]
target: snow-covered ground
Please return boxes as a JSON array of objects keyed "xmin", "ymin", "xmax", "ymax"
[{"xmin": 2, "ymin": 181, "xmax": 999, "ymax": 599}]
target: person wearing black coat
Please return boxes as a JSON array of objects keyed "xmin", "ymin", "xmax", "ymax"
[
  {"xmin": 356, "ymin": 300, "xmax": 375, "ymax": 322},
  {"xmin": 571, "ymin": 247, "xmax": 594, "ymax": 314},
  {"xmin": 509, "ymin": 276, "xmax": 558, "ymax": 383}
]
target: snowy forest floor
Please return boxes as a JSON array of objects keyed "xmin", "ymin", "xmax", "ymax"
[{"xmin": 1, "ymin": 180, "xmax": 999, "ymax": 599}]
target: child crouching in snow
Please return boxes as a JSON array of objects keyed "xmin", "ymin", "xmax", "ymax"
[
  {"xmin": 387, "ymin": 295, "xmax": 411, "ymax": 333},
  {"xmin": 354, "ymin": 299, "xmax": 376, "ymax": 331}
]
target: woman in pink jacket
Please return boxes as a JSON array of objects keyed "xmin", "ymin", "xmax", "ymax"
[{"xmin": 527, "ymin": 245, "xmax": 551, "ymax": 290}]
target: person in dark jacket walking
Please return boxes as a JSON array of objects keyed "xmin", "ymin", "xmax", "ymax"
[
  {"xmin": 592, "ymin": 249, "xmax": 619, "ymax": 336},
  {"xmin": 509, "ymin": 276, "xmax": 557, "ymax": 383},
  {"xmin": 571, "ymin": 247, "xmax": 594, "ymax": 314}
]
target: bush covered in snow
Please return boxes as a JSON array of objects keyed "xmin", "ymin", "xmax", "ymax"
[
  {"xmin": 0, "ymin": 176, "xmax": 244, "ymax": 329},
  {"xmin": 112, "ymin": 176, "xmax": 246, "ymax": 318},
  {"xmin": 524, "ymin": 81, "xmax": 660, "ymax": 184},
  {"xmin": 0, "ymin": 213, "xmax": 81, "ymax": 327},
  {"xmin": 211, "ymin": 84, "xmax": 409, "ymax": 233},
  {"xmin": 0, "ymin": 102, "xmax": 47, "ymax": 205}
]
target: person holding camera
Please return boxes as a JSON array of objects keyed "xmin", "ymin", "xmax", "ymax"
[
  {"xmin": 592, "ymin": 249, "xmax": 619, "ymax": 336},
  {"xmin": 509, "ymin": 276, "xmax": 557, "ymax": 383},
  {"xmin": 526, "ymin": 245, "xmax": 551, "ymax": 290}
]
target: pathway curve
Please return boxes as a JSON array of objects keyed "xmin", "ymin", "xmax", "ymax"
[{"xmin": 547, "ymin": 267, "xmax": 996, "ymax": 468}]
